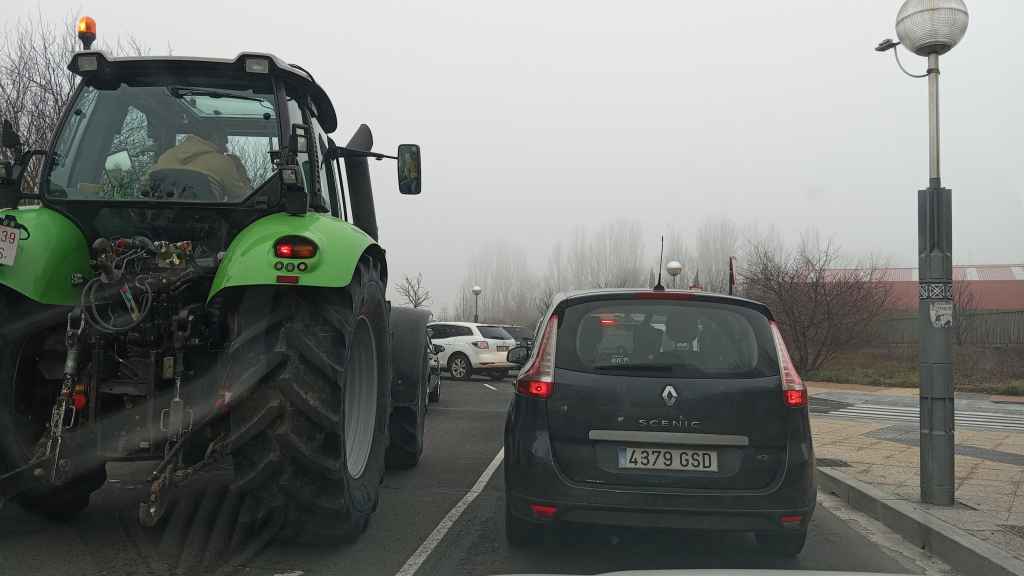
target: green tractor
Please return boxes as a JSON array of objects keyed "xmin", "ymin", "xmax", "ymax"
[{"xmin": 0, "ymin": 25, "xmax": 432, "ymax": 544}]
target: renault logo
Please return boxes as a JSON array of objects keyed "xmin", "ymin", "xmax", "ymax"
[{"xmin": 661, "ymin": 385, "xmax": 678, "ymax": 407}]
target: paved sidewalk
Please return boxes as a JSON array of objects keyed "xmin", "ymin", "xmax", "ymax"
[
  {"xmin": 812, "ymin": 406, "xmax": 1024, "ymax": 566},
  {"xmin": 809, "ymin": 380, "xmax": 1024, "ymax": 405}
]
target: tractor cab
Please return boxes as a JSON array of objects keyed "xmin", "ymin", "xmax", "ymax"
[{"xmin": 3, "ymin": 38, "xmax": 420, "ymax": 242}]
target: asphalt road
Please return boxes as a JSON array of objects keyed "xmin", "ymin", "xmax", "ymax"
[{"xmin": 0, "ymin": 376, "xmax": 953, "ymax": 576}]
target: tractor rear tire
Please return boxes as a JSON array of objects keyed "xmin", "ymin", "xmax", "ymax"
[
  {"xmin": 225, "ymin": 257, "xmax": 390, "ymax": 543},
  {"xmin": 0, "ymin": 289, "xmax": 107, "ymax": 521}
]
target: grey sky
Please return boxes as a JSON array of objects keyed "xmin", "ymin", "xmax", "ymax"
[{"xmin": 13, "ymin": 0, "xmax": 1023, "ymax": 311}]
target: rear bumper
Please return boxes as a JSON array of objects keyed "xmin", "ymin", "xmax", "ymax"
[
  {"xmin": 472, "ymin": 354, "xmax": 514, "ymax": 369},
  {"xmin": 504, "ymin": 399, "xmax": 816, "ymax": 533},
  {"xmin": 506, "ymin": 490, "xmax": 814, "ymax": 532}
]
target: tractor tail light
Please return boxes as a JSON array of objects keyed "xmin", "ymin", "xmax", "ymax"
[{"xmin": 275, "ymin": 236, "xmax": 318, "ymax": 259}]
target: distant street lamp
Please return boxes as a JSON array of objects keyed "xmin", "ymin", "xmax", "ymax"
[
  {"xmin": 472, "ymin": 285, "xmax": 482, "ymax": 323},
  {"xmin": 877, "ymin": 0, "xmax": 969, "ymax": 507},
  {"xmin": 666, "ymin": 261, "xmax": 683, "ymax": 288}
]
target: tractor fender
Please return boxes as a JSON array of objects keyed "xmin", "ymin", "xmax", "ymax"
[
  {"xmin": 0, "ymin": 206, "xmax": 92, "ymax": 306},
  {"xmin": 389, "ymin": 306, "xmax": 432, "ymax": 408},
  {"xmin": 208, "ymin": 212, "xmax": 381, "ymax": 302}
]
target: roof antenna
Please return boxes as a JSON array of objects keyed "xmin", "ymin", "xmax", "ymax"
[{"xmin": 653, "ymin": 235, "xmax": 666, "ymax": 291}]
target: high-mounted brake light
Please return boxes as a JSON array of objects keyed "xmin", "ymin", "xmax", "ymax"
[
  {"xmin": 634, "ymin": 291, "xmax": 693, "ymax": 300},
  {"xmin": 770, "ymin": 321, "xmax": 806, "ymax": 407},
  {"xmin": 275, "ymin": 237, "xmax": 318, "ymax": 259},
  {"xmin": 515, "ymin": 314, "xmax": 558, "ymax": 399},
  {"xmin": 598, "ymin": 317, "xmax": 617, "ymax": 327}
]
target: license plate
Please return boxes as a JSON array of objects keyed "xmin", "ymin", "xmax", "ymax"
[
  {"xmin": 0, "ymin": 224, "xmax": 19, "ymax": 266},
  {"xmin": 618, "ymin": 446, "xmax": 718, "ymax": 471},
  {"xmin": 497, "ymin": 345, "xmax": 509, "ymax": 352}
]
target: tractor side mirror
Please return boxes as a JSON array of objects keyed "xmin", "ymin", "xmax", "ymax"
[
  {"xmin": 432, "ymin": 344, "xmax": 444, "ymax": 355},
  {"xmin": 1, "ymin": 120, "xmax": 22, "ymax": 151},
  {"xmin": 397, "ymin": 144, "xmax": 421, "ymax": 195},
  {"xmin": 507, "ymin": 346, "xmax": 530, "ymax": 366}
]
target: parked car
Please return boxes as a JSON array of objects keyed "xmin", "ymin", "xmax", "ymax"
[
  {"xmin": 428, "ymin": 335, "xmax": 443, "ymax": 403},
  {"xmin": 503, "ymin": 288, "xmax": 815, "ymax": 556},
  {"xmin": 427, "ymin": 322, "xmax": 518, "ymax": 381},
  {"xmin": 498, "ymin": 324, "xmax": 535, "ymax": 348}
]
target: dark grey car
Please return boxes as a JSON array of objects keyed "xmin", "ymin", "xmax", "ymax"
[{"xmin": 503, "ymin": 289, "xmax": 815, "ymax": 556}]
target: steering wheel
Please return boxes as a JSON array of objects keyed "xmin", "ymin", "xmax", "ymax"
[{"xmin": 144, "ymin": 169, "xmax": 223, "ymax": 201}]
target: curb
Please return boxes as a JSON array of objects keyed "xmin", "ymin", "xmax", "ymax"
[{"xmin": 817, "ymin": 466, "xmax": 1024, "ymax": 576}]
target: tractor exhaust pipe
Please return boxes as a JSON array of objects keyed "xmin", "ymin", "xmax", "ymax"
[{"xmin": 344, "ymin": 124, "xmax": 378, "ymax": 241}]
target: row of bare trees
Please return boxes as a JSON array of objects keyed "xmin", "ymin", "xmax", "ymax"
[
  {"xmin": 441, "ymin": 217, "xmax": 744, "ymax": 328},
  {"xmin": 437, "ymin": 219, "xmax": 921, "ymax": 374}
]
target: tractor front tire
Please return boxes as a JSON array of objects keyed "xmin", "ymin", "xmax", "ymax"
[
  {"xmin": 428, "ymin": 377, "xmax": 441, "ymax": 403},
  {"xmin": 386, "ymin": 308, "xmax": 430, "ymax": 470},
  {"xmin": 226, "ymin": 258, "xmax": 390, "ymax": 543}
]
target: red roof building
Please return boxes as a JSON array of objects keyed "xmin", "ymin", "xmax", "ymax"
[{"xmin": 870, "ymin": 265, "xmax": 1024, "ymax": 312}]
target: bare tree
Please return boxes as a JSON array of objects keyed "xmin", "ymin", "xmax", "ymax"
[
  {"xmin": 454, "ymin": 243, "xmax": 536, "ymax": 325},
  {"xmin": 741, "ymin": 232, "xmax": 893, "ymax": 373},
  {"xmin": 0, "ymin": 11, "xmax": 149, "ymax": 193},
  {"xmin": 396, "ymin": 273, "xmax": 431, "ymax": 308},
  {"xmin": 229, "ymin": 137, "xmax": 276, "ymax": 187},
  {"xmin": 563, "ymin": 220, "xmax": 647, "ymax": 289},
  {"xmin": 695, "ymin": 217, "xmax": 739, "ymax": 293},
  {"xmin": 953, "ymin": 277, "xmax": 977, "ymax": 346}
]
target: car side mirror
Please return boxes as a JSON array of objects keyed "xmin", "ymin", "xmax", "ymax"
[
  {"xmin": 432, "ymin": 344, "xmax": 444, "ymax": 355},
  {"xmin": 507, "ymin": 346, "xmax": 530, "ymax": 365},
  {"xmin": 104, "ymin": 150, "xmax": 132, "ymax": 173},
  {"xmin": 397, "ymin": 144, "xmax": 421, "ymax": 195},
  {"xmin": 1, "ymin": 119, "xmax": 22, "ymax": 151}
]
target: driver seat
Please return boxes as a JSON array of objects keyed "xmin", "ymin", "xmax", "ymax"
[{"xmin": 144, "ymin": 168, "xmax": 223, "ymax": 201}]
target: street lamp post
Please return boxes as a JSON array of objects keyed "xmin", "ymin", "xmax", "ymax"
[
  {"xmin": 666, "ymin": 261, "xmax": 683, "ymax": 289},
  {"xmin": 878, "ymin": 0, "xmax": 969, "ymax": 506},
  {"xmin": 472, "ymin": 285, "xmax": 482, "ymax": 323}
]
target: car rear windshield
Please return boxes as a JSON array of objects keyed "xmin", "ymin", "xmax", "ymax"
[
  {"xmin": 556, "ymin": 298, "xmax": 779, "ymax": 379},
  {"xmin": 477, "ymin": 326, "xmax": 513, "ymax": 340}
]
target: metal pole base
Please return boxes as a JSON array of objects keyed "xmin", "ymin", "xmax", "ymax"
[{"xmin": 918, "ymin": 184, "xmax": 955, "ymax": 506}]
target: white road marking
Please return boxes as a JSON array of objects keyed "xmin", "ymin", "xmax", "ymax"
[
  {"xmin": 394, "ymin": 448, "xmax": 504, "ymax": 576},
  {"xmin": 818, "ymin": 492, "xmax": 955, "ymax": 576},
  {"xmin": 482, "ymin": 383, "xmax": 498, "ymax": 391},
  {"xmin": 827, "ymin": 403, "xmax": 1024, "ymax": 431}
]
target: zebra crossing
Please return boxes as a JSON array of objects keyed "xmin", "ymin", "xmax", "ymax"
[{"xmin": 825, "ymin": 403, "xmax": 1024, "ymax": 432}]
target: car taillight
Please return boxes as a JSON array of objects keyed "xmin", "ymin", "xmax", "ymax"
[
  {"xmin": 471, "ymin": 340, "xmax": 489, "ymax": 350},
  {"xmin": 770, "ymin": 321, "xmax": 806, "ymax": 408},
  {"xmin": 515, "ymin": 314, "xmax": 558, "ymax": 399},
  {"xmin": 275, "ymin": 236, "xmax": 318, "ymax": 259},
  {"xmin": 529, "ymin": 504, "xmax": 558, "ymax": 519}
]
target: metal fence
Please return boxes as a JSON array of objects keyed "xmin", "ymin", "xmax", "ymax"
[{"xmin": 881, "ymin": 310, "xmax": 1024, "ymax": 346}]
